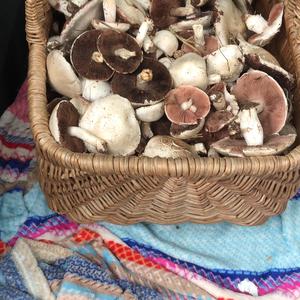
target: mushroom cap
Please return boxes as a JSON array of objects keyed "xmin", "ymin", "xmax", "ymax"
[
  {"xmin": 206, "ymin": 45, "xmax": 244, "ymax": 82},
  {"xmin": 47, "ymin": 50, "xmax": 82, "ymax": 98},
  {"xmin": 71, "ymin": 30, "xmax": 114, "ymax": 81},
  {"xmin": 150, "ymin": 0, "xmax": 182, "ymax": 29},
  {"xmin": 244, "ymin": 53, "xmax": 295, "ymax": 92},
  {"xmin": 143, "ymin": 135, "xmax": 198, "ymax": 158},
  {"xmin": 60, "ymin": 0, "xmax": 102, "ymax": 44},
  {"xmin": 232, "ymin": 70, "xmax": 288, "ymax": 136},
  {"xmin": 169, "ymin": 53, "xmax": 208, "ymax": 89},
  {"xmin": 49, "ymin": 100, "xmax": 86, "ymax": 153},
  {"xmin": 79, "ymin": 94, "xmax": 141, "ymax": 156},
  {"xmin": 81, "ymin": 78, "xmax": 112, "ymax": 101},
  {"xmin": 165, "ymin": 85, "xmax": 211, "ymax": 125},
  {"xmin": 248, "ymin": 3, "xmax": 284, "ymax": 47},
  {"xmin": 212, "ymin": 134, "xmax": 296, "ymax": 157},
  {"xmin": 170, "ymin": 119, "xmax": 205, "ymax": 139},
  {"xmin": 111, "ymin": 57, "xmax": 172, "ymax": 107},
  {"xmin": 135, "ymin": 101, "xmax": 165, "ymax": 122},
  {"xmin": 205, "ymin": 111, "xmax": 235, "ymax": 133},
  {"xmin": 97, "ymin": 30, "xmax": 143, "ymax": 74},
  {"xmin": 153, "ymin": 30, "xmax": 179, "ymax": 57}
]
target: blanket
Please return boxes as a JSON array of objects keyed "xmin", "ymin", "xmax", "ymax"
[{"xmin": 1, "ymin": 81, "xmax": 300, "ymax": 300}]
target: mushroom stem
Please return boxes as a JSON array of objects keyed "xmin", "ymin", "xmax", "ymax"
[
  {"xmin": 141, "ymin": 122, "xmax": 154, "ymax": 139},
  {"xmin": 114, "ymin": 48, "xmax": 137, "ymax": 60},
  {"xmin": 136, "ymin": 19, "xmax": 153, "ymax": 47},
  {"xmin": 193, "ymin": 24, "xmax": 205, "ymax": 47},
  {"xmin": 92, "ymin": 19, "xmax": 130, "ymax": 32},
  {"xmin": 210, "ymin": 92, "xmax": 226, "ymax": 111},
  {"xmin": 239, "ymin": 107, "xmax": 264, "ymax": 146},
  {"xmin": 181, "ymin": 99, "xmax": 197, "ymax": 112},
  {"xmin": 170, "ymin": 15, "xmax": 212, "ymax": 32},
  {"xmin": 245, "ymin": 14, "xmax": 268, "ymax": 34},
  {"xmin": 91, "ymin": 51, "xmax": 104, "ymax": 63},
  {"xmin": 170, "ymin": 6, "xmax": 196, "ymax": 17},
  {"xmin": 103, "ymin": 0, "xmax": 117, "ymax": 23},
  {"xmin": 143, "ymin": 35, "xmax": 155, "ymax": 53},
  {"xmin": 68, "ymin": 126, "xmax": 108, "ymax": 153},
  {"xmin": 137, "ymin": 69, "xmax": 153, "ymax": 86}
]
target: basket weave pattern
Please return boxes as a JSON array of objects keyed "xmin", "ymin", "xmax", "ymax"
[{"xmin": 26, "ymin": 0, "xmax": 300, "ymax": 225}]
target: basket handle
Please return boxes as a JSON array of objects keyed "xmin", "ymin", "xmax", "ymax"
[{"xmin": 25, "ymin": 0, "xmax": 51, "ymax": 45}]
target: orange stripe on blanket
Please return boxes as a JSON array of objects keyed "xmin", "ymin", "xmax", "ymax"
[
  {"xmin": 72, "ymin": 228, "xmax": 101, "ymax": 244},
  {"xmin": 106, "ymin": 240, "xmax": 163, "ymax": 270},
  {"xmin": 0, "ymin": 240, "xmax": 7, "ymax": 256}
]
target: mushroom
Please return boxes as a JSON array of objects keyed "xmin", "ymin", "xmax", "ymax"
[
  {"xmin": 48, "ymin": 0, "xmax": 71, "ymax": 17},
  {"xmin": 135, "ymin": 102, "xmax": 165, "ymax": 122},
  {"xmin": 60, "ymin": 0, "xmax": 102, "ymax": 44},
  {"xmin": 81, "ymin": 79, "xmax": 112, "ymax": 102},
  {"xmin": 169, "ymin": 53, "xmax": 208, "ymax": 89},
  {"xmin": 205, "ymin": 111, "xmax": 235, "ymax": 133},
  {"xmin": 165, "ymin": 85, "xmax": 211, "ymax": 125},
  {"xmin": 135, "ymin": 18, "xmax": 154, "ymax": 47},
  {"xmin": 213, "ymin": 0, "xmax": 246, "ymax": 46},
  {"xmin": 158, "ymin": 57, "xmax": 174, "ymax": 69},
  {"xmin": 111, "ymin": 57, "xmax": 172, "ymax": 107},
  {"xmin": 97, "ymin": 30, "xmax": 143, "ymax": 74},
  {"xmin": 143, "ymin": 36, "xmax": 156, "ymax": 54},
  {"xmin": 115, "ymin": 0, "xmax": 145, "ymax": 25},
  {"xmin": 91, "ymin": 19, "xmax": 131, "ymax": 32},
  {"xmin": 169, "ymin": 15, "xmax": 212, "ymax": 32},
  {"xmin": 47, "ymin": 50, "xmax": 82, "ymax": 98},
  {"xmin": 232, "ymin": 70, "xmax": 288, "ymax": 137},
  {"xmin": 153, "ymin": 30, "xmax": 179, "ymax": 57},
  {"xmin": 69, "ymin": 94, "xmax": 141, "ymax": 155},
  {"xmin": 70, "ymin": 30, "xmax": 114, "ymax": 81},
  {"xmin": 143, "ymin": 136, "xmax": 205, "ymax": 158},
  {"xmin": 170, "ymin": 119, "xmax": 205, "ymax": 139},
  {"xmin": 206, "ymin": 45, "xmax": 244, "ymax": 82},
  {"xmin": 150, "ymin": 0, "xmax": 196, "ymax": 29},
  {"xmin": 212, "ymin": 134, "xmax": 296, "ymax": 157},
  {"xmin": 47, "ymin": 35, "xmax": 62, "ymax": 52},
  {"xmin": 70, "ymin": 97, "xmax": 90, "ymax": 115},
  {"xmin": 246, "ymin": 3, "xmax": 284, "ymax": 47},
  {"xmin": 141, "ymin": 122, "xmax": 154, "ymax": 139},
  {"xmin": 237, "ymin": 37, "xmax": 280, "ymax": 66},
  {"xmin": 49, "ymin": 100, "xmax": 86, "ymax": 153},
  {"xmin": 244, "ymin": 54, "xmax": 295, "ymax": 92},
  {"xmin": 103, "ymin": 0, "xmax": 117, "ymax": 22}
]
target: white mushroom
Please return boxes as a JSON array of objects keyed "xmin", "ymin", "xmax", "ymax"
[
  {"xmin": 69, "ymin": 94, "xmax": 141, "ymax": 155},
  {"xmin": 143, "ymin": 35, "xmax": 155, "ymax": 53},
  {"xmin": 91, "ymin": 19, "xmax": 131, "ymax": 32},
  {"xmin": 47, "ymin": 50, "xmax": 81, "ymax": 98},
  {"xmin": 81, "ymin": 79, "xmax": 112, "ymax": 102},
  {"xmin": 239, "ymin": 107, "xmax": 264, "ymax": 146},
  {"xmin": 143, "ymin": 136, "xmax": 205, "ymax": 158},
  {"xmin": 70, "ymin": 97, "xmax": 90, "ymax": 115},
  {"xmin": 136, "ymin": 18, "xmax": 154, "ymax": 47},
  {"xmin": 169, "ymin": 53, "xmax": 208, "ymax": 90},
  {"xmin": 193, "ymin": 24, "xmax": 205, "ymax": 47},
  {"xmin": 115, "ymin": 0, "xmax": 145, "ymax": 25},
  {"xmin": 170, "ymin": 15, "xmax": 212, "ymax": 32},
  {"xmin": 103, "ymin": 0, "xmax": 117, "ymax": 22},
  {"xmin": 153, "ymin": 30, "xmax": 179, "ymax": 57},
  {"xmin": 135, "ymin": 102, "xmax": 165, "ymax": 122},
  {"xmin": 245, "ymin": 14, "xmax": 268, "ymax": 34},
  {"xmin": 206, "ymin": 45, "xmax": 244, "ymax": 82}
]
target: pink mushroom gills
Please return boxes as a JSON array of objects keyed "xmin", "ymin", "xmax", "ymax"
[
  {"xmin": 164, "ymin": 85, "xmax": 211, "ymax": 125},
  {"xmin": 232, "ymin": 70, "xmax": 288, "ymax": 138}
]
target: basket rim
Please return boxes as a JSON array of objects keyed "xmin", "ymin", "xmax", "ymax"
[{"xmin": 25, "ymin": 0, "xmax": 300, "ymax": 178}]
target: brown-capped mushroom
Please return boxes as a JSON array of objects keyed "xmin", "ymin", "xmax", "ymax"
[
  {"xmin": 69, "ymin": 94, "xmax": 141, "ymax": 155},
  {"xmin": 244, "ymin": 54, "xmax": 295, "ymax": 92},
  {"xmin": 97, "ymin": 30, "xmax": 143, "ymax": 74},
  {"xmin": 205, "ymin": 111, "xmax": 235, "ymax": 133},
  {"xmin": 165, "ymin": 85, "xmax": 211, "ymax": 125},
  {"xmin": 143, "ymin": 136, "xmax": 205, "ymax": 158},
  {"xmin": 232, "ymin": 70, "xmax": 288, "ymax": 136},
  {"xmin": 70, "ymin": 30, "xmax": 114, "ymax": 81},
  {"xmin": 60, "ymin": 0, "xmax": 102, "ymax": 44},
  {"xmin": 47, "ymin": 50, "xmax": 82, "ymax": 98},
  {"xmin": 111, "ymin": 57, "xmax": 172, "ymax": 107},
  {"xmin": 150, "ymin": 0, "xmax": 196, "ymax": 29},
  {"xmin": 246, "ymin": 3, "xmax": 284, "ymax": 47},
  {"xmin": 49, "ymin": 100, "xmax": 86, "ymax": 153}
]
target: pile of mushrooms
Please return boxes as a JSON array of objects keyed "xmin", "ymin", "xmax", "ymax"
[{"xmin": 47, "ymin": 0, "xmax": 297, "ymax": 159}]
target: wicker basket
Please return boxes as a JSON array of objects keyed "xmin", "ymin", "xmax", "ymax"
[{"xmin": 25, "ymin": 0, "xmax": 300, "ymax": 225}]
